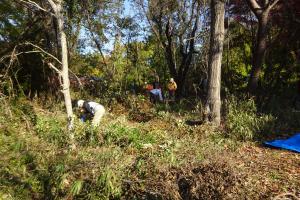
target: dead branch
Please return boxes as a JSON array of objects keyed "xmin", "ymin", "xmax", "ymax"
[
  {"xmin": 47, "ymin": 62, "xmax": 61, "ymax": 74},
  {"xmin": 19, "ymin": 0, "xmax": 54, "ymax": 15},
  {"xmin": 1, "ymin": 42, "xmax": 83, "ymax": 88},
  {"xmin": 3, "ymin": 46, "xmax": 18, "ymax": 78},
  {"xmin": 269, "ymin": 0, "xmax": 280, "ymax": 9}
]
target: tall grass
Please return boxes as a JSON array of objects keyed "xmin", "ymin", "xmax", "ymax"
[{"xmin": 225, "ymin": 96, "xmax": 275, "ymax": 141}]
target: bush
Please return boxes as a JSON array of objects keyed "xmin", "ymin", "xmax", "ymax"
[{"xmin": 225, "ymin": 96, "xmax": 275, "ymax": 141}]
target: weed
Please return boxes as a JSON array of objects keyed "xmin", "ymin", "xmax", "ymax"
[
  {"xmin": 269, "ymin": 171, "xmax": 281, "ymax": 181},
  {"xmin": 73, "ymin": 120, "xmax": 102, "ymax": 146},
  {"xmin": 1, "ymin": 97, "xmax": 299, "ymax": 199},
  {"xmin": 35, "ymin": 115, "xmax": 67, "ymax": 146},
  {"xmin": 225, "ymin": 96, "xmax": 275, "ymax": 141},
  {"xmin": 104, "ymin": 123, "xmax": 157, "ymax": 149},
  {"xmin": 70, "ymin": 179, "xmax": 84, "ymax": 196},
  {"xmin": 97, "ymin": 168, "xmax": 122, "ymax": 199}
]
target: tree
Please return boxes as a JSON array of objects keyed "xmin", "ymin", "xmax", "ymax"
[
  {"xmin": 135, "ymin": 0, "xmax": 204, "ymax": 96},
  {"xmin": 245, "ymin": 0, "xmax": 280, "ymax": 92},
  {"xmin": 81, "ymin": 0, "xmax": 124, "ymax": 65},
  {"xmin": 17, "ymin": 0, "xmax": 74, "ymax": 133},
  {"xmin": 205, "ymin": 0, "xmax": 225, "ymax": 126},
  {"xmin": 47, "ymin": 0, "xmax": 74, "ymax": 133}
]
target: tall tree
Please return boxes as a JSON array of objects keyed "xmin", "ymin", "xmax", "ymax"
[
  {"xmin": 47, "ymin": 0, "xmax": 74, "ymax": 132},
  {"xmin": 136, "ymin": 0, "xmax": 204, "ymax": 96},
  {"xmin": 246, "ymin": 0, "xmax": 280, "ymax": 92},
  {"xmin": 205, "ymin": 0, "xmax": 225, "ymax": 126},
  {"xmin": 81, "ymin": 0, "xmax": 124, "ymax": 66}
]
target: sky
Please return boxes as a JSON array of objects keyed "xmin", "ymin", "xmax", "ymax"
[
  {"xmin": 124, "ymin": 0, "xmax": 135, "ymax": 17},
  {"xmin": 80, "ymin": 0, "xmax": 141, "ymax": 55}
]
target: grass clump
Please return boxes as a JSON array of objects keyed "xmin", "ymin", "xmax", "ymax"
[
  {"xmin": 35, "ymin": 115, "xmax": 68, "ymax": 147},
  {"xmin": 104, "ymin": 122, "xmax": 157, "ymax": 149},
  {"xmin": 225, "ymin": 96, "xmax": 275, "ymax": 141}
]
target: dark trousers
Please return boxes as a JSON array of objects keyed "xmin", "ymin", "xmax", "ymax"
[{"xmin": 169, "ymin": 90, "xmax": 175, "ymax": 100}]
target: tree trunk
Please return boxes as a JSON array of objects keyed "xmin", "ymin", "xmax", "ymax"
[
  {"xmin": 248, "ymin": 13, "xmax": 269, "ymax": 92},
  {"xmin": 205, "ymin": 0, "xmax": 225, "ymax": 126},
  {"xmin": 246, "ymin": 0, "xmax": 280, "ymax": 93},
  {"xmin": 49, "ymin": 0, "xmax": 74, "ymax": 134}
]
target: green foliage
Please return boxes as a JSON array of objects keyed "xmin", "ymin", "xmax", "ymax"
[
  {"xmin": 70, "ymin": 179, "xmax": 84, "ymax": 196},
  {"xmin": 225, "ymin": 96, "xmax": 275, "ymax": 141},
  {"xmin": 0, "ymin": 1, "xmax": 27, "ymax": 40},
  {"xmin": 104, "ymin": 123, "xmax": 157, "ymax": 149},
  {"xmin": 263, "ymin": 94, "xmax": 300, "ymax": 133},
  {"xmin": 18, "ymin": 102, "xmax": 37, "ymax": 125},
  {"xmin": 222, "ymin": 22, "xmax": 253, "ymax": 91},
  {"xmin": 35, "ymin": 115, "xmax": 67, "ymax": 146},
  {"xmin": 97, "ymin": 168, "xmax": 122, "ymax": 199},
  {"xmin": 73, "ymin": 120, "xmax": 102, "ymax": 146}
]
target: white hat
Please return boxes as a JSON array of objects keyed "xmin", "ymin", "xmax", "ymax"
[
  {"xmin": 77, "ymin": 100, "xmax": 84, "ymax": 108},
  {"xmin": 170, "ymin": 78, "xmax": 174, "ymax": 82}
]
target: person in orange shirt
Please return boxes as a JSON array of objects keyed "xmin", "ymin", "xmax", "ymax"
[
  {"xmin": 144, "ymin": 82, "xmax": 154, "ymax": 91},
  {"xmin": 167, "ymin": 78, "xmax": 177, "ymax": 100}
]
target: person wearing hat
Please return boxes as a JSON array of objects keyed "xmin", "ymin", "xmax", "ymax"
[
  {"xmin": 167, "ymin": 78, "xmax": 177, "ymax": 100},
  {"xmin": 77, "ymin": 100, "xmax": 105, "ymax": 127}
]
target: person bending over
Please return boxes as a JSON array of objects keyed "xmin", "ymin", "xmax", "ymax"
[
  {"xmin": 150, "ymin": 89, "xmax": 163, "ymax": 102},
  {"xmin": 77, "ymin": 99, "xmax": 105, "ymax": 127}
]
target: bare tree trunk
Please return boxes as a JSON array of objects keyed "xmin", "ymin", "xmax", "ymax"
[
  {"xmin": 205, "ymin": 0, "xmax": 225, "ymax": 126},
  {"xmin": 48, "ymin": 0, "xmax": 74, "ymax": 135}
]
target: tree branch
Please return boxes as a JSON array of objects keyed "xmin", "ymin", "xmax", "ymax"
[
  {"xmin": 19, "ymin": 0, "xmax": 47, "ymax": 12},
  {"xmin": 246, "ymin": 0, "xmax": 262, "ymax": 16},
  {"xmin": 24, "ymin": 42, "xmax": 62, "ymax": 64},
  {"xmin": 264, "ymin": 0, "xmax": 269, "ymax": 7},
  {"xmin": 47, "ymin": 62, "xmax": 61, "ymax": 74},
  {"xmin": 47, "ymin": 0, "xmax": 58, "ymax": 13},
  {"xmin": 247, "ymin": 0, "xmax": 261, "ymax": 10},
  {"xmin": 19, "ymin": 0, "xmax": 54, "ymax": 15},
  {"xmin": 136, "ymin": 0, "xmax": 165, "ymax": 48},
  {"xmin": 269, "ymin": 0, "xmax": 280, "ymax": 9},
  {"xmin": 3, "ymin": 46, "xmax": 18, "ymax": 78},
  {"xmin": 85, "ymin": 14, "xmax": 108, "ymax": 68}
]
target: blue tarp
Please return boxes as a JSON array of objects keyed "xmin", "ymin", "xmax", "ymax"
[{"xmin": 264, "ymin": 133, "xmax": 300, "ymax": 153}]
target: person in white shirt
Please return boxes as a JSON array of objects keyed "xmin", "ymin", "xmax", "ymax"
[{"xmin": 77, "ymin": 99, "xmax": 105, "ymax": 127}]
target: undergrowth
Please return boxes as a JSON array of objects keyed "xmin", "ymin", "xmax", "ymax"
[
  {"xmin": 0, "ymin": 96, "xmax": 299, "ymax": 199},
  {"xmin": 225, "ymin": 96, "xmax": 275, "ymax": 141}
]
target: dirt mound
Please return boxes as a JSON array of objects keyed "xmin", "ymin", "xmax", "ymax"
[{"xmin": 122, "ymin": 161, "xmax": 243, "ymax": 200}]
